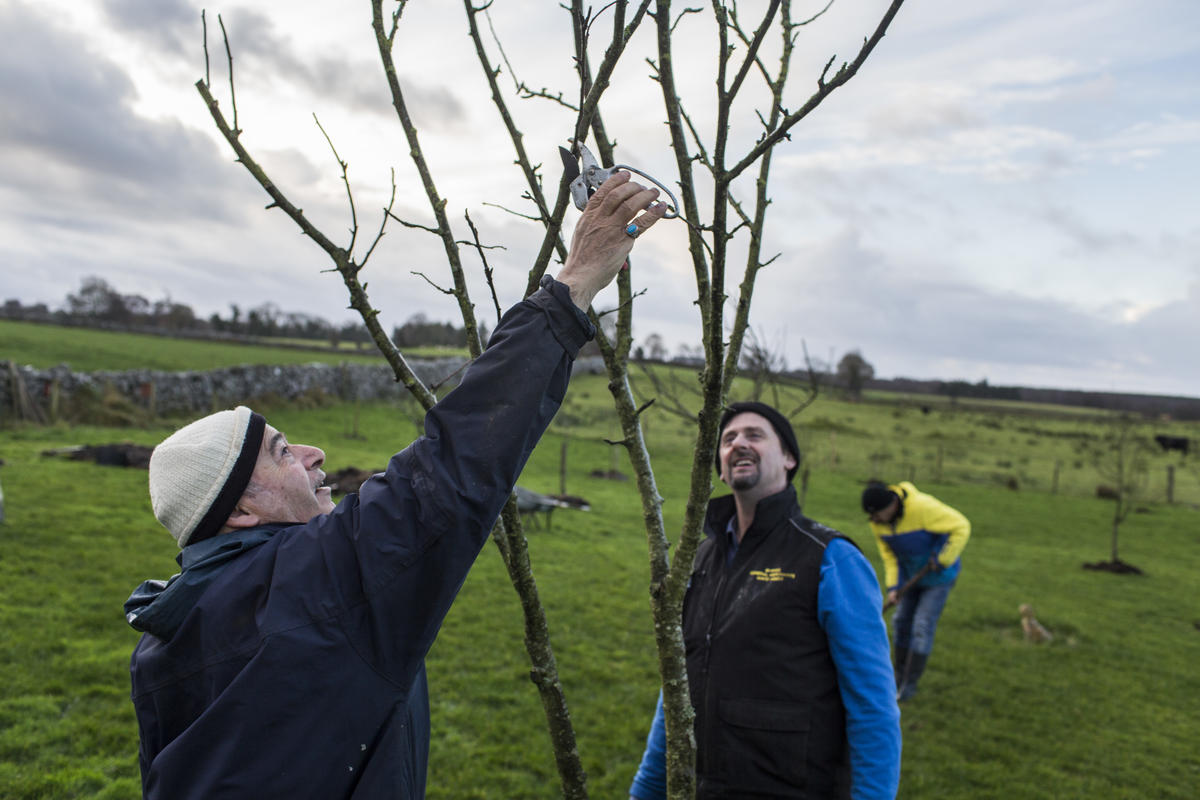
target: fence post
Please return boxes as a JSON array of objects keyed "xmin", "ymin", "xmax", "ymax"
[
  {"xmin": 560, "ymin": 439, "xmax": 569, "ymax": 496},
  {"xmin": 1052, "ymin": 460, "xmax": 1061, "ymax": 495},
  {"xmin": 50, "ymin": 378, "xmax": 61, "ymax": 422},
  {"xmin": 936, "ymin": 445, "xmax": 944, "ymax": 482},
  {"xmin": 1166, "ymin": 464, "xmax": 1175, "ymax": 504}
]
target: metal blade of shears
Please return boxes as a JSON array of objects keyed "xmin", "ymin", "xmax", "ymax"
[
  {"xmin": 558, "ymin": 146, "xmax": 580, "ymax": 184},
  {"xmin": 559, "ymin": 141, "xmax": 681, "ymax": 219}
]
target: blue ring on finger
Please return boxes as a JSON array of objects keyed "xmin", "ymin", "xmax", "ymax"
[{"xmin": 625, "ymin": 223, "xmax": 639, "ymax": 238}]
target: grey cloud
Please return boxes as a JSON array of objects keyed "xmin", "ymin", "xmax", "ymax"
[
  {"xmin": 0, "ymin": 3, "xmax": 256, "ymax": 225},
  {"xmin": 1040, "ymin": 205, "xmax": 1141, "ymax": 255},
  {"xmin": 755, "ymin": 229, "xmax": 1198, "ymax": 393},
  {"xmin": 867, "ymin": 97, "xmax": 981, "ymax": 141},
  {"xmin": 213, "ymin": 8, "xmax": 464, "ymax": 127},
  {"xmin": 101, "ymin": 0, "xmax": 195, "ymax": 56},
  {"xmin": 1127, "ymin": 278, "xmax": 1200, "ymax": 349}
]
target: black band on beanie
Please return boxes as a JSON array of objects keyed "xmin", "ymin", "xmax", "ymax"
[
  {"xmin": 714, "ymin": 401, "xmax": 801, "ymax": 483},
  {"xmin": 189, "ymin": 412, "xmax": 266, "ymax": 546}
]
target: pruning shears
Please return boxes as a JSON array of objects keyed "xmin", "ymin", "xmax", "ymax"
[{"xmin": 558, "ymin": 143, "xmax": 680, "ymax": 219}]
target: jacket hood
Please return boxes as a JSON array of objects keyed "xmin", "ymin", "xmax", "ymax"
[{"xmin": 125, "ymin": 527, "xmax": 282, "ymax": 641}]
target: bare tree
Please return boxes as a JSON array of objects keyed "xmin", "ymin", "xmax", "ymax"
[
  {"xmin": 643, "ymin": 332, "xmax": 668, "ymax": 361},
  {"xmin": 837, "ymin": 349, "xmax": 874, "ymax": 400},
  {"xmin": 195, "ymin": 2, "xmax": 907, "ymax": 797},
  {"xmin": 1089, "ymin": 414, "xmax": 1151, "ymax": 573}
]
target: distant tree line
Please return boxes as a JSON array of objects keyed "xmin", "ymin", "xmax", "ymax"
[
  {"xmin": 392, "ymin": 313, "xmax": 488, "ymax": 350},
  {"xmin": 934, "ymin": 377, "xmax": 1021, "ymax": 401},
  {"xmin": 4, "ymin": 277, "xmax": 201, "ymax": 332},
  {"xmin": 2, "ymin": 276, "xmax": 480, "ymax": 351},
  {"xmin": 8, "ymin": 279, "xmax": 1195, "ymax": 417},
  {"xmin": 878, "ymin": 376, "xmax": 1200, "ymax": 419}
]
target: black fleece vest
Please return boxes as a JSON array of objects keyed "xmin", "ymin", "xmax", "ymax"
[{"xmin": 684, "ymin": 487, "xmax": 853, "ymax": 799}]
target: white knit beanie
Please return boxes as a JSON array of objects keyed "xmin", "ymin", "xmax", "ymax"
[{"xmin": 148, "ymin": 406, "xmax": 266, "ymax": 548}]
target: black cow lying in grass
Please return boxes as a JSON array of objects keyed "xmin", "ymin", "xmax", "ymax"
[{"xmin": 1154, "ymin": 434, "xmax": 1190, "ymax": 456}]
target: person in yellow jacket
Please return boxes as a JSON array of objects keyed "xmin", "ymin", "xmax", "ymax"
[{"xmin": 862, "ymin": 481, "xmax": 970, "ymax": 702}]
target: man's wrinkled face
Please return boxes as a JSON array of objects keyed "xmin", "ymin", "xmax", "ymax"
[
  {"xmin": 718, "ymin": 412, "xmax": 795, "ymax": 497},
  {"xmin": 240, "ymin": 424, "xmax": 336, "ymax": 525}
]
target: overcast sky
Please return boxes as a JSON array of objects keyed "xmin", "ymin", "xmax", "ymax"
[{"xmin": 2, "ymin": 0, "xmax": 1198, "ymax": 398}]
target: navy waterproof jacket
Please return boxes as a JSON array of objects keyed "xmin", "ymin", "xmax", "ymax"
[{"xmin": 125, "ymin": 278, "xmax": 593, "ymax": 799}]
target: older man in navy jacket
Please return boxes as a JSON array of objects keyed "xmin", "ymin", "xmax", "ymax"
[{"xmin": 125, "ymin": 172, "xmax": 666, "ymax": 799}]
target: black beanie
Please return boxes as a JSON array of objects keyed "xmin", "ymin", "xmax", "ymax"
[
  {"xmin": 861, "ymin": 482, "xmax": 897, "ymax": 513},
  {"xmin": 715, "ymin": 401, "xmax": 801, "ymax": 483}
]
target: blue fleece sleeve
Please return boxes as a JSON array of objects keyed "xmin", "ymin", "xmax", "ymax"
[
  {"xmin": 819, "ymin": 539, "xmax": 902, "ymax": 800},
  {"xmin": 629, "ymin": 692, "xmax": 667, "ymax": 800}
]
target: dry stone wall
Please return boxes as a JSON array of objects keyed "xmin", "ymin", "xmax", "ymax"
[{"xmin": 2, "ymin": 356, "xmax": 605, "ymax": 423}]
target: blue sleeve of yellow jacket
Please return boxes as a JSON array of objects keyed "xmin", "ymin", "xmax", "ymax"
[
  {"xmin": 819, "ymin": 538, "xmax": 902, "ymax": 800},
  {"xmin": 628, "ymin": 692, "xmax": 666, "ymax": 800}
]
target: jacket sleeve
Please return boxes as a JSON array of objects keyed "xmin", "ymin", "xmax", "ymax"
[
  {"xmin": 870, "ymin": 523, "xmax": 900, "ymax": 592},
  {"xmin": 919, "ymin": 495, "xmax": 971, "ymax": 568},
  {"xmin": 819, "ymin": 539, "xmax": 902, "ymax": 800},
  {"xmin": 278, "ymin": 277, "xmax": 594, "ymax": 683},
  {"xmin": 629, "ymin": 692, "xmax": 667, "ymax": 800}
]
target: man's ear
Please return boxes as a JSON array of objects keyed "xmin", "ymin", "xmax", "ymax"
[
  {"xmin": 223, "ymin": 504, "xmax": 262, "ymax": 531},
  {"xmin": 784, "ymin": 452, "xmax": 797, "ymax": 471}
]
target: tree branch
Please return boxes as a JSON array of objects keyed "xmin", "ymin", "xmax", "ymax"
[
  {"xmin": 464, "ymin": 209, "xmax": 504, "ymax": 325},
  {"xmin": 724, "ymin": 0, "xmax": 907, "ymax": 186},
  {"xmin": 195, "ymin": 35, "xmax": 434, "ymax": 410},
  {"xmin": 313, "ymin": 113, "xmax": 359, "ymax": 255},
  {"xmin": 372, "ymin": 0, "xmax": 481, "ymax": 355}
]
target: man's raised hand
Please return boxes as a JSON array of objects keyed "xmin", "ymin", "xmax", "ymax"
[{"xmin": 556, "ymin": 171, "xmax": 668, "ymax": 310}]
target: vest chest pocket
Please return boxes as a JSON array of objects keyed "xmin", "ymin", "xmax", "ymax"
[{"xmin": 716, "ymin": 697, "xmax": 810, "ymax": 793}]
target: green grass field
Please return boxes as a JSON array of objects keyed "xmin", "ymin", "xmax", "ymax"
[
  {"xmin": 1, "ymin": 336, "xmax": 1199, "ymax": 797},
  {"xmin": 0, "ymin": 319, "xmax": 397, "ymax": 371}
]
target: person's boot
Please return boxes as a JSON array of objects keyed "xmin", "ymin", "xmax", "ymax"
[
  {"xmin": 892, "ymin": 648, "xmax": 909, "ymax": 690},
  {"xmin": 897, "ymin": 652, "xmax": 928, "ymax": 702}
]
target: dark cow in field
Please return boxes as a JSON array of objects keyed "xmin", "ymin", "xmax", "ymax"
[{"xmin": 1154, "ymin": 435, "xmax": 1190, "ymax": 456}]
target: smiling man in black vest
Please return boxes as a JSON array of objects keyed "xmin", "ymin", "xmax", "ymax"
[{"xmin": 631, "ymin": 402, "xmax": 901, "ymax": 799}]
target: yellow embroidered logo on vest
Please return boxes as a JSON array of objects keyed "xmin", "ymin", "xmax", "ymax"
[{"xmin": 749, "ymin": 568, "xmax": 796, "ymax": 582}]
